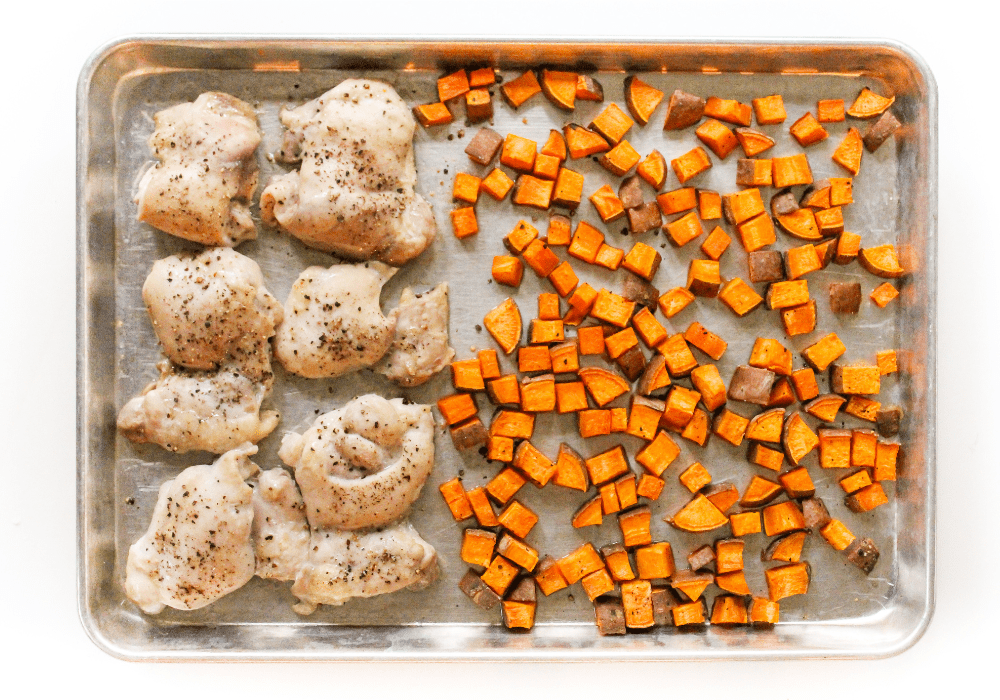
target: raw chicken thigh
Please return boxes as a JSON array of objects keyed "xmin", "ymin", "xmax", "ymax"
[
  {"xmin": 290, "ymin": 522, "xmax": 437, "ymax": 614},
  {"xmin": 278, "ymin": 395, "xmax": 435, "ymax": 530},
  {"xmin": 136, "ymin": 92, "xmax": 261, "ymax": 247},
  {"xmin": 142, "ymin": 247, "xmax": 283, "ymax": 381},
  {"xmin": 124, "ymin": 444, "xmax": 259, "ymax": 614},
  {"xmin": 251, "ymin": 469, "xmax": 311, "ymax": 581},
  {"xmin": 117, "ymin": 361, "xmax": 279, "ymax": 454},
  {"xmin": 260, "ymin": 79, "xmax": 436, "ymax": 265},
  {"xmin": 376, "ymin": 282, "xmax": 455, "ymax": 387},
  {"xmin": 272, "ymin": 262, "xmax": 397, "ymax": 379}
]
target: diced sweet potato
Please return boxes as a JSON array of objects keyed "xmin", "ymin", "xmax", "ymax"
[
  {"xmin": 772, "ymin": 153, "xmax": 813, "ymax": 188},
  {"xmin": 599, "ymin": 139, "xmax": 641, "ymax": 177},
  {"xmin": 762, "ymin": 531, "xmax": 807, "ymax": 564},
  {"xmin": 664, "ymin": 89, "xmax": 706, "ymax": 130},
  {"xmin": 671, "ymin": 569, "xmax": 714, "ymax": 602},
  {"xmin": 863, "ymin": 111, "xmax": 902, "ymax": 152},
  {"xmin": 762, "ymin": 500, "xmax": 806, "ymax": 538},
  {"xmin": 668, "ymin": 494, "xmax": 728, "ymax": 533},
  {"xmin": 468, "ymin": 486, "xmax": 500, "ymax": 527},
  {"xmin": 589, "ymin": 184, "xmax": 625, "ymax": 223},
  {"xmin": 535, "ymin": 556, "xmax": 569, "ymax": 596},
  {"xmin": 595, "ymin": 598, "xmax": 626, "ymax": 635},
  {"xmin": 636, "ymin": 541, "xmax": 675, "ymax": 580},
  {"xmin": 665, "ymin": 211, "xmax": 704, "ymax": 247},
  {"xmin": 563, "ymin": 123, "xmax": 609, "ymax": 159},
  {"xmin": 820, "ymin": 518, "xmax": 855, "ymax": 551},
  {"xmin": 461, "ymin": 528, "xmax": 498, "ymax": 568},
  {"xmin": 558, "ymin": 543, "xmax": 605, "ymax": 585},
  {"xmin": 413, "ymin": 102, "xmax": 453, "ymax": 127},
  {"xmin": 635, "ymin": 431, "xmax": 681, "ymax": 477},
  {"xmin": 490, "ymin": 410, "xmax": 535, "ymax": 440},
  {"xmin": 500, "ymin": 70, "xmax": 542, "ymax": 109},
  {"xmin": 552, "ymin": 168, "xmax": 584, "ymax": 209},
  {"xmin": 752, "ymin": 94, "xmax": 786, "ymax": 125},
  {"xmin": 590, "ymin": 102, "xmax": 634, "ymax": 145},
  {"xmin": 679, "ymin": 462, "xmax": 712, "ymax": 493},
  {"xmin": 637, "ymin": 149, "xmax": 668, "ymax": 190},
  {"xmin": 486, "ymin": 467, "xmax": 527, "ymax": 504},
  {"xmin": 671, "ymin": 147, "xmax": 712, "ymax": 184},
  {"xmin": 783, "ymin": 412, "xmax": 819, "ymax": 466},
  {"xmin": 765, "ymin": 563, "xmax": 810, "ymax": 602},
  {"xmin": 696, "ymin": 118, "xmax": 739, "ymax": 159},
  {"xmin": 790, "ymin": 112, "xmax": 828, "ymax": 147},
  {"xmin": 459, "ymin": 569, "xmax": 502, "ymax": 610},
  {"xmin": 711, "ymin": 596, "xmax": 749, "ymax": 625},
  {"xmin": 498, "ymin": 500, "xmax": 538, "ymax": 539},
  {"xmin": 450, "ymin": 417, "xmax": 489, "ymax": 451},
  {"xmin": 484, "ymin": 298, "xmax": 522, "ymax": 355},
  {"xmin": 481, "ymin": 555, "xmax": 519, "ymax": 596},
  {"xmin": 579, "ymin": 366, "xmax": 630, "ymax": 406},
  {"xmin": 572, "ymin": 495, "xmax": 604, "ymax": 528},
  {"xmin": 845, "ymin": 537, "xmax": 880, "ymax": 575}
]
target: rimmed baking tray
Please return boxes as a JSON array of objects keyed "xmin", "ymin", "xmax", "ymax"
[{"xmin": 77, "ymin": 37, "xmax": 936, "ymax": 661}]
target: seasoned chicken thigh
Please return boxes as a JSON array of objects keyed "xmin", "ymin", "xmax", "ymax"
[
  {"xmin": 117, "ymin": 361, "xmax": 279, "ymax": 454},
  {"xmin": 260, "ymin": 79, "xmax": 436, "ymax": 265},
  {"xmin": 136, "ymin": 92, "xmax": 261, "ymax": 247},
  {"xmin": 290, "ymin": 522, "xmax": 438, "ymax": 614},
  {"xmin": 124, "ymin": 444, "xmax": 259, "ymax": 614},
  {"xmin": 278, "ymin": 395, "xmax": 434, "ymax": 530},
  {"xmin": 376, "ymin": 282, "xmax": 454, "ymax": 387},
  {"xmin": 272, "ymin": 262, "xmax": 397, "ymax": 379},
  {"xmin": 251, "ymin": 469, "xmax": 310, "ymax": 581},
  {"xmin": 142, "ymin": 247, "xmax": 283, "ymax": 381}
]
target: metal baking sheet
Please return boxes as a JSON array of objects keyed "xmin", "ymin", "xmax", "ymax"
[{"xmin": 77, "ymin": 38, "xmax": 936, "ymax": 661}]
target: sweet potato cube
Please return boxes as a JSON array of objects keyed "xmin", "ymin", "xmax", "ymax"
[
  {"xmin": 552, "ymin": 167, "xmax": 584, "ymax": 209},
  {"xmin": 790, "ymin": 112, "xmax": 828, "ymax": 147},
  {"xmin": 636, "ymin": 473, "xmax": 666, "ymax": 501},
  {"xmin": 572, "ymin": 495, "xmax": 604, "ymax": 528},
  {"xmin": 704, "ymin": 97, "xmax": 751, "ymax": 126},
  {"xmin": 575, "ymin": 326, "xmax": 605, "ymax": 357},
  {"xmin": 785, "ymin": 244, "xmax": 822, "ymax": 280},
  {"xmin": 784, "ymin": 413, "xmax": 819, "ymax": 465},
  {"xmin": 745, "ymin": 408, "xmax": 785, "ymax": 444},
  {"xmin": 820, "ymin": 519, "xmax": 856, "ymax": 551},
  {"xmin": 765, "ymin": 562, "xmax": 810, "ymax": 602},
  {"xmin": 600, "ymin": 481, "xmax": 621, "ymax": 515},
  {"xmin": 766, "ymin": 280, "xmax": 810, "ymax": 310},
  {"xmin": 839, "ymin": 469, "xmax": 873, "ymax": 495},
  {"xmin": 589, "ymin": 184, "xmax": 625, "ymax": 223},
  {"xmin": 437, "ymin": 69, "xmax": 469, "ymax": 102},
  {"xmin": 740, "ymin": 475, "xmax": 783, "ymax": 508},
  {"xmin": 687, "ymin": 260, "xmax": 721, "ymax": 297},
  {"xmin": 627, "ymin": 396, "xmax": 666, "ymax": 440},
  {"xmin": 487, "ymin": 374, "xmax": 521, "ymax": 408},
  {"xmin": 631, "ymin": 308, "xmax": 668, "ymax": 349},
  {"xmin": 749, "ymin": 442, "xmax": 784, "ymax": 472},
  {"xmin": 846, "ymin": 483, "xmax": 889, "ymax": 513},
  {"xmin": 593, "ymin": 243, "xmax": 624, "ymax": 272},
  {"xmin": 477, "ymin": 349, "xmax": 501, "ymax": 381},
  {"xmin": 619, "ymin": 506, "xmax": 653, "ymax": 548},
  {"xmin": 871, "ymin": 282, "xmax": 899, "ymax": 308},
  {"xmin": 615, "ymin": 474, "xmax": 639, "ymax": 510},
  {"xmin": 517, "ymin": 345, "xmax": 551, "ymax": 373},
  {"xmin": 700, "ymin": 226, "xmax": 731, "ymax": 260},
  {"xmin": 762, "ymin": 501, "xmax": 806, "ymax": 537},
  {"xmin": 437, "ymin": 393, "xmax": 478, "ymax": 426},
  {"xmin": 513, "ymin": 440, "xmax": 557, "ymax": 487},
  {"xmin": 465, "ymin": 127, "xmax": 503, "ymax": 164},
  {"xmin": 728, "ymin": 365, "xmax": 776, "ymax": 406},
  {"xmin": 874, "ymin": 441, "xmax": 900, "ymax": 482},
  {"xmin": 673, "ymin": 600, "xmax": 707, "ymax": 626},
  {"xmin": 669, "ymin": 494, "xmax": 728, "ymax": 533},
  {"xmin": 535, "ymin": 556, "xmax": 569, "ymax": 596},
  {"xmin": 461, "ymin": 528, "xmax": 497, "ymax": 568},
  {"xmin": 452, "ymin": 173, "xmax": 482, "ymax": 205},
  {"xmin": 589, "ymin": 102, "xmax": 634, "ymax": 145},
  {"xmin": 657, "ymin": 187, "xmax": 698, "ymax": 215},
  {"xmin": 695, "ymin": 118, "xmax": 739, "ymax": 159},
  {"xmin": 484, "ymin": 297, "xmax": 522, "ymax": 354},
  {"xmin": 718, "ymin": 278, "xmax": 764, "ymax": 317},
  {"xmin": 540, "ymin": 129, "xmax": 568, "ymax": 162},
  {"xmin": 832, "ymin": 127, "xmax": 864, "ymax": 175},
  {"xmin": 579, "ymin": 366, "xmax": 630, "ymax": 406},
  {"xmin": 832, "ymin": 364, "xmax": 881, "ymax": 395},
  {"xmin": 657, "ymin": 334, "xmax": 697, "ymax": 378},
  {"xmin": 735, "ymin": 127, "xmax": 776, "ymax": 157},
  {"xmin": 779, "ymin": 467, "xmax": 816, "ymax": 500},
  {"xmin": 498, "ymin": 500, "xmax": 538, "ymax": 539},
  {"xmin": 595, "ymin": 598, "xmax": 627, "ymax": 636},
  {"xmin": 532, "ymin": 152, "xmax": 561, "ymax": 180},
  {"xmin": 750, "ymin": 597, "xmax": 780, "ymax": 625},
  {"xmin": 582, "ymin": 567, "xmax": 615, "ymax": 601},
  {"xmin": 690, "ymin": 364, "xmax": 727, "ymax": 412},
  {"xmin": 465, "ymin": 88, "xmax": 493, "ymax": 122},
  {"xmin": 487, "ymin": 436, "xmax": 514, "ymax": 464},
  {"xmin": 736, "ymin": 158, "xmax": 773, "ymax": 187},
  {"xmin": 567, "ymin": 222, "xmax": 604, "ymax": 266},
  {"xmin": 528, "ymin": 318, "xmax": 564, "ymax": 345},
  {"xmin": 737, "ymin": 212, "xmax": 777, "ymax": 253},
  {"xmin": 500, "ymin": 134, "xmax": 537, "ymax": 173},
  {"xmin": 539, "ymin": 68, "xmax": 577, "ymax": 111},
  {"xmin": 859, "ymin": 244, "xmax": 905, "ymax": 278},
  {"xmin": 711, "ymin": 595, "xmax": 749, "ymax": 625},
  {"xmin": 547, "ymin": 214, "xmax": 572, "ymax": 247},
  {"xmin": 498, "ymin": 533, "xmax": 539, "ymax": 573},
  {"xmin": 683, "ymin": 322, "xmax": 727, "ymax": 361},
  {"xmin": 789, "ymin": 368, "xmax": 819, "ymax": 402},
  {"xmin": 446, "ymin": 417, "xmax": 484, "ymax": 450},
  {"xmin": 599, "ymin": 139, "xmax": 641, "ymax": 176},
  {"xmin": 815, "ymin": 207, "xmax": 845, "ymax": 237},
  {"xmin": 635, "ymin": 542, "xmax": 675, "ymax": 579},
  {"xmin": 468, "ymin": 487, "xmax": 500, "ymax": 527},
  {"xmin": 730, "ymin": 511, "xmax": 762, "ymax": 537},
  {"xmin": 480, "ymin": 555, "xmax": 519, "ymax": 596},
  {"xmin": 440, "ymin": 477, "xmax": 473, "ymax": 521},
  {"xmin": 658, "ymin": 287, "xmax": 696, "ymax": 318},
  {"xmin": 749, "ymin": 338, "xmax": 793, "ymax": 376},
  {"xmin": 512, "ymin": 174, "xmax": 554, "ymax": 209},
  {"xmin": 555, "ymin": 380, "xmax": 587, "ymax": 414},
  {"xmin": 468, "ymin": 67, "xmax": 497, "ymax": 89},
  {"xmin": 671, "ymin": 147, "xmax": 712, "ymax": 184},
  {"xmin": 635, "ymin": 431, "xmax": 681, "ymax": 477},
  {"xmin": 637, "ymin": 149, "xmax": 668, "ymax": 190},
  {"xmin": 620, "ymin": 579, "xmax": 655, "ymax": 628},
  {"xmin": 413, "ymin": 102, "xmax": 453, "ymax": 127},
  {"xmin": 451, "ymin": 358, "xmax": 485, "ymax": 392},
  {"xmin": 772, "ymin": 153, "xmax": 813, "ymax": 188},
  {"xmin": 450, "ymin": 206, "xmax": 478, "ymax": 239},
  {"xmin": 782, "ymin": 300, "xmax": 817, "ymax": 336},
  {"xmin": 480, "ymin": 168, "xmax": 514, "ymax": 201},
  {"xmin": 584, "ymin": 445, "xmax": 630, "ymax": 486},
  {"xmin": 705, "ymin": 483, "xmax": 740, "ymax": 515},
  {"xmin": 601, "ymin": 543, "xmax": 636, "ymax": 582},
  {"xmin": 817, "ymin": 98, "xmax": 845, "ymax": 122},
  {"xmin": 500, "ymin": 70, "xmax": 542, "ymax": 108},
  {"xmin": 715, "ymin": 539, "xmax": 746, "ymax": 575},
  {"xmin": 662, "ymin": 386, "xmax": 701, "ymax": 432},
  {"xmin": 489, "ymin": 410, "xmax": 535, "ymax": 439},
  {"xmin": 486, "ymin": 467, "xmax": 526, "ymax": 504},
  {"xmin": 713, "ymin": 408, "xmax": 750, "ymax": 447},
  {"xmin": 679, "ymin": 462, "xmax": 712, "ymax": 493},
  {"xmin": 681, "ymin": 408, "xmax": 710, "ymax": 447},
  {"xmin": 622, "ymin": 242, "xmax": 662, "ymax": 281},
  {"xmin": 558, "ymin": 543, "xmax": 605, "ymax": 585},
  {"xmin": 563, "ymin": 123, "xmax": 610, "ymax": 159},
  {"xmin": 698, "ymin": 189, "xmax": 722, "ymax": 220},
  {"xmin": 753, "ymin": 94, "xmax": 786, "ymax": 125},
  {"xmin": 665, "ymin": 211, "xmax": 704, "ymax": 247},
  {"xmin": 590, "ymin": 289, "xmax": 635, "ymax": 327},
  {"xmin": 723, "ymin": 188, "xmax": 765, "ymax": 225},
  {"xmin": 863, "ymin": 110, "xmax": 902, "ymax": 151}
]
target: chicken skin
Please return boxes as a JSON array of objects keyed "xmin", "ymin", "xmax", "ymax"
[
  {"xmin": 136, "ymin": 92, "xmax": 261, "ymax": 247},
  {"xmin": 376, "ymin": 283, "xmax": 454, "ymax": 387},
  {"xmin": 272, "ymin": 262, "xmax": 397, "ymax": 379},
  {"xmin": 278, "ymin": 395, "xmax": 435, "ymax": 530},
  {"xmin": 260, "ymin": 79, "xmax": 435, "ymax": 265},
  {"xmin": 124, "ymin": 444, "xmax": 259, "ymax": 614},
  {"xmin": 142, "ymin": 247, "xmax": 283, "ymax": 382},
  {"xmin": 117, "ymin": 361, "xmax": 279, "ymax": 454}
]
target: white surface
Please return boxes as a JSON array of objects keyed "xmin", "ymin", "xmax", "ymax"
[{"xmin": 0, "ymin": 0, "xmax": 992, "ymax": 695}]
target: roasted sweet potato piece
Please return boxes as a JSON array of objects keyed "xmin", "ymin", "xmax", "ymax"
[
  {"xmin": 846, "ymin": 538, "xmax": 880, "ymax": 575},
  {"xmin": 627, "ymin": 395, "xmax": 667, "ymax": 441},
  {"xmin": 802, "ymin": 496, "xmax": 832, "ymax": 530},
  {"xmin": 635, "ymin": 431, "xmax": 681, "ymax": 477},
  {"xmin": 749, "ymin": 338, "xmax": 793, "ymax": 376},
  {"xmin": 498, "ymin": 533, "xmax": 540, "ymax": 573},
  {"xmin": 618, "ymin": 174, "xmax": 644, "ymax": 209},
  {"xmin": 461, "ymin": 528, "xmax": 497, "ymax": 568},
  {"xmin": 820, "ymin": 518, "xmax": 855, "ymax": 551},
  {"xmin": 624, "ymin": 76, "xmax": 664, "ymax": 126},
  {"xmin": 465, "ymin": 126, "xmax": 504, "ymax": 165},
  {"xmin": 776, "ymin": 208, "xmax": 822, "ymax": 241},
  {"xmin": 576, "ymin": 74, "xmax": 604, "ymax": 101},
  {"xmin": 750, "ymin": 597, "xmax": 780, "ymax": 625},
  {"xmin": 845, "ymin": 483, "xmax": 889, "ymax": 513},
  {"xmin": 572, "ymin": 495, "xmax": 604, "ymax": 528},
  {"xmin": 637, "ymin": 473, "xmax": 666, "ymax": 501},
  {"xmin": 637, "ymin": 149, "xmax": 668, "ymax": 190},
  {"xmin": 484, "ymin": 298, "xmax": 522, "ymax": 355},
  {"xmin": 800, "ymin": 181, "xmax": 832, "ymax": 210},
  {"xmin": 453, "ymin": 172, "xmax": 482, "ymax": 204},
  {"xmin": 863, "ymin": 111, "xmax": 902, "ymax": 152},
  {"xmin": 413, "ymin": 102, "xmax": 453, "ymax": 127},
  {"xmin": 752, "ymin": 94, "xmax": 786, "ymax": 125},
  {"xmin": 468, "ymin": 486, "xmax": 500, "ymax": 527},
  {"xmin": 558, "ymin": 543, "xmax": 605, "ymax": 585},
  {"xmin": 622, "ymin": 241, "xmax": 662, "ymax": 282},
  {"xmin": 762, "ymin": 500, "xmax": 806, "ymax": 537},
  {"xmin": 578, "ymin": 409, "xmax": 612, "ymax": 438},
  {"xmin": 591, "ymin": 288, "xmax": 635, "ymax": 327},
  {"xmin": 535, "ymin": 556, "xmax": 570, "ymax": 596},
  {"xmin": 487, "ymin": 436, "xmax": 514, "ymax": 464},
  {"xmin": 538, "ymin": 68, "xmax": 577, "ymax": 111},
  {"xmin": 594, "ymin": 597, "xmax": 626, "ymax": 636},
  {"xmin": 489, "ymin": 410, "xmax": 535, "ymax": 440},
  {"xmin": 687, "ymin": 547, "xmax": 712, "ymax": 574},
  {"xmin": 505, "ymin": 219, "xmax": 540, "ymax": 254},
  {"xmin": 790, "ymin": 112, "xmax": 828, "ymax": 147},
  {"xmin": 749, "ymin": 442, "xmax": 784, "ymax": 471},
  {"xmin": 590, "ymin": 102, "xmax": 634, "ymax": 145},
  {"xmin": 828, "ymin": 281, "xmax": 862, "ymax": 315},
  {"xmin": 831, "ymin": 363, "xmax": 881, "ymax": 395},
  {"xmin": 877, "ymin": 406, "xmax": 903, "ymax": 438},
  {"xmin": 513, "ymin": 439, "xmax": 557, "ymax": 486},
  {"xmin": 657, "ymin": 287, "xmax": 695, "ymax": 319},
  {"xmin": 740, "ymin": 475, "xmax": 783, "ymax": 508},
  {"xmin": 688, "ymin": 364, "xmax": 725, "ymax": 412},
  {"xmin": 668, "ymin": 493, "xmax": 729, "ymax": 535},
  {"xmin": 722, "ymin": 187, "xmax": 765, "ymax": 225},
  {"xmin": 563, "ymin": 123, "xmax": 610, "ymax": 159},
  {"xmin": 671, "ymin": 569, "xmax": 714, "ymax": 603},
  {"xmin": 859, "ymin": 244, "xmax": 906, "ymax": 278},
  {"xmin": 711, "ymin": 596, "xmax": 749, "ymax": 625},
  {"xmin": 657, "ymin": 333, "xmax": 698, "ymax": 378},
  {"xmin": 450, "ymin": 206, "xmax": 478, "ymax": 240},
  {"xmin": 736, "ymin": 158, "xmax": 773, "ymax": 187},
  {"xmin": 715, "ymin": 570, "xmax": 751, "ymax": 596},
  {"xmin": 713, "ymin": 408, "xmax": 750, "ymax": 447},
  {"xmin": 518, "ymin": 345, "xmax": 551, "ymax": 374},
  {"xmin": 848, "ymin": 87, "xmax": 895, "ymax": 118},
  {"xmin": 780, "ymin": 300, "xmax": 816, "ymax": 337},
  {"xmin": 839, "ymin": 469, "xmax": 873, "ymax": 495},
  {"xmin": 486, "ymin": 466, "xmax": 527, "ymax": 504},
  {"xmin": 696, "ymin": 118, "xmax": 739, "ymax": 159},
  {"xmin": 465, "ymin": 88, "xmax": 493, "ymax": 122},
  {"xmin": 459, "ymin": 569, "xmax": 502, "ymax": 610},
  {"xmin": 745, "ymin": 407, "xmax": 785, "ymax": 444},
  {"xmin": 437, "ymin": 392, "xmax": 479, "ymax": 426},
  {"xmin": 480, "ymin": 168, "xmax": 514, "ymax": 201},
  {"xmin": 437, "ymin": 69, "xmax": 469, "ymax": 102},
  {"xmin": 584, "ymin": 445, "xmax": 631, "ymax": 486},
  {"xmin": 450, "ymin": 417, "xmax": 489, "ymax": 451},
  {"xmin": 766, "ymin": 280, "xmax": 810, "ymax": 310},
  {"xmin": 804, "ymin": 395, "xmax": 846, "ymax": 424},
  {"xmin": 679, "ymin": 462, "xmax": 712, "ymax": 493},
  {"xmin": 683, "ymin": 322, "xmax": 727, "ymax": 361},
  {"xmin": 498, "ymin": 500, "xmax": 538, "ymax": 539},
  {"xmin": 615, "ymin": 474, "xmax": 639, "ymax": 510},
  {"xmin": 657, "ymin": 187, "xmax": 698, "ymax": 215},
  {"xmin": 500, "ymin": 70, "xmax": 542, "ymax": 109},
  {"xmin": 662, "ymin": 385, "xmax": 701, "ymax": 432},
  {"xmin": 632, "ymin": 307, "xmax": 668, "ymax": 349},
  {"xmin": 730, "ymin": 511, "xmax": 762, "ymax": 537},
  {"xmin": 870, "ymin": 282, "xmax": 900, "ymax": 308},
  {"xmin": 601, "ymin": 542, "xmax": 636, "ymax": 583},
  {"xmin": 737, "ymin": 213, "xmax": 777, "ymax": 253},
  {"xmin": 671, "ymin": 147, "xmax": 713, "ymax": 184},
  {"xmin": 686, "ymin": 259, "xmax": 722, "ymax": 298},
  {"xmin": 785, "ymin": 244, "xmax": 822, "ymax": 280},
  {"xmin": 780, "ymin": 466, "xmax": 816, "ymax": 500},
  {"xmin": 594, "ymin": 243, "xmax": 625, "ymax": 272},
  {"xmin": 600, "ymin": 140, "xmax": 641, "ymax": 177},
  {"xmin": 818, "ymin": 427, "xmax": 852, "ymax": 470},
  {"xmin": 663, "ymin": 89, "xmax": 706, "ymax": 130},
  {"xmin": 763, "ymin": 531, "xmax": 807, "ymax": 564},
  {"xmin": 700, "ymin": 226, "xmax": 732, "ymax": 261},
  {"xmin": 704, "ymin": 96, "xmax": 751, "ymax": 126},
  {"xmin": 665, "ymin": 211, "xmax": 705, "ymax": 248},
  {"xmin": 589, "ymin": 185, "xmax": 625, "ymax": 223},
  {"xmin": 619, "ymin": 506, "xmax": 653, "ymax": 548},
  {"xmin": 801, "ymin": 332, "xmax": 846, "ymax": 372},
  {"xmin": 832, "ymin": 127, "xmax": 864, "ymax": 175},
  {"xmin": 537, "ymin": 293, "xmax": 561, "ymax": 322},
  {"xmin": 487, "ymin": 374, "xmax": 521, "ymax": 408},
  {"xmin": 512, "ymin": 174, "xmax": 554, "ymax": 209},
  {"xmin": 735, "ymin": 127, "xmax": 775, "ymax": 157},
  {"xmin": 718, "ymin": 278, "xmax": 764, "ymax": 317},
  {"xmin": 817, "ymin": 98, "xmax": 845, "ymax": 122},
  {"xmin": 728, "ymin": 365, "xmax": 776, "ymax": 406},
  {"xmin": 440, "ymin": 477, "xmax": 474, "ymax": 521},
  {"xmin": 874, "ymin": 441, "xmax": 900, "ymax": 481},
  {"xmin": 636, "ymin": 542, "xmax": 675, "ymax": 580},
  {"xmin": 772, "ymin": 153, "xmax": 813, "ymax": 188},
  {"xmin": 532, "ymin": 152, "xmax": 560, "ymax": 180},
  {"xmin": 782, "ymin": 412, "xmax": 819, "ymax": 467},
  {"xmin": 583, "ymin": 566, "xmax": 616, "ymax": 601}
]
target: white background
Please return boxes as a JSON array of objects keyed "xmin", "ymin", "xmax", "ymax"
[{"xmin": 2, "ymin": 1, "xmax": 993, "ymax": 695}]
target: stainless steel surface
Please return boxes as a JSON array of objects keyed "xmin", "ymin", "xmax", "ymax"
[{"xmin": 77, "ymin": 38, "xmax": 936, "ymax": 661}]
